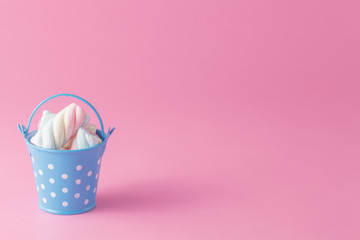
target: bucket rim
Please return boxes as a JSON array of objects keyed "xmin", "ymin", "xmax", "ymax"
[{"xmin": 24, "ymin": 129, "xmax": 112, "ymax": 153}]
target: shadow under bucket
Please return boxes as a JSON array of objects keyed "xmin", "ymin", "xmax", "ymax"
[{"xmin": 18, "ymin": 94, "xmax": 115, "ymax": 215}]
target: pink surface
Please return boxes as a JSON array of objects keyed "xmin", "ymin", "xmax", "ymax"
[{"xmin": 1, "ymin": 0, "xmax": 359, "ymax": 239}]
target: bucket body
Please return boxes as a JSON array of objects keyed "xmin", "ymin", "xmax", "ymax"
[{"xmin": 25, "ymin": 130, "xmax": 109, "ymax": 215}]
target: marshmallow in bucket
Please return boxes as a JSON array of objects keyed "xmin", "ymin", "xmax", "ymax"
[{"xmin": 31, "ymin": 103, "xmax": 102, "ymax": 150}]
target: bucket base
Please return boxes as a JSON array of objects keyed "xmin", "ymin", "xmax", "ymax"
[{"xmin": 38, "ymin": 202, "xmax": 96, "ymax": 215}]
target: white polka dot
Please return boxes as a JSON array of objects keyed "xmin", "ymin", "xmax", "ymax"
[
  {"xmin": 61, "ymin": 174, "xmax": 68, "ymax": 180},
  {"xmin": 93, "ymin": 187, "xmax": 97, "ymax": 194},
  {"xmin": 36, "ymin": 186, "xmax": 39, "ymax": 192},
  {"xmin": 62, "ymin": 188, "xmax": 68, "ymax": 193},
  {"xmin": 42, "ymin": 198, "xmax": 47, "ymax": 203},
  {"xmin": 76, "ymin": 165, "xmax": 82, "ymax": 171},
  {"xmin": 49, "ymin": 178, "xmax": 55, "ymax": 184},
  {"xmin": 84, "ymin": 199, "xmax": 89, "ymax": 205},
  {"xmin": 86, "ymin": 185, "xmax": 90, "ymax": 191},
  {"xmin": 34, "ymin": 171, "xmax": 37, "ymax": 177},
  {"xmin": 39, "ymin": 169, "xmax": 43, "ymax": 175},
  {"xmin": 75, "ymin": 179, "xmax": 81, "ymax": 185},
  {"xmin": 97, "ymin": 159, "xmax": 101, "ymax": 165},
  {"xmin": 48, "ymin": 164, "xmax": 54, "ymax": 170},
  {"xmin": 50, "ymin": 192, "xmax": 56, "ymax": 198},
  {"xmin": 32, "ymin": 157, "xmax": 34, "ymax": 163},
  {"xmin": 62, "ymin": 201, "xmax": 68, "ymax": 207},
  {"xmin": 87, "ymin": 171, "xmax": 92, "ymax": 177},
  {"xmin": 41, "ymin": 184, "xmax": 45, "ymax": 190},
  {"xmin": 74, "ymin": 193, "xmax": 80, "ymax": 199},
  {"xmin": 95, "ymin": 173, "xmax": 98, "ymax": 179}
]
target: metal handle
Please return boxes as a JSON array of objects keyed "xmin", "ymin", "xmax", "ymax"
[{"xmin": 19, "ymin": 93, "xmax": 106, "ymax": 137}]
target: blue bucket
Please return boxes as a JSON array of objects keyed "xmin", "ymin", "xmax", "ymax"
[{"xmin": 18, "ymin": 93, "xmax": 115, "ymax": 215}]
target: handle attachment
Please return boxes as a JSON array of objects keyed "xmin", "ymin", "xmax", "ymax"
[{"xmin": 18, "ymin": 93, "xmax": 106, "ymax": 137}]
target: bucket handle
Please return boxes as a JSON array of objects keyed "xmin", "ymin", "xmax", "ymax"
[{"xmin": 18, "ymin": 93, "xmax": 111, "ymax": 138}]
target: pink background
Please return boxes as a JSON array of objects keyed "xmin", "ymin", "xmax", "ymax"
[{"xmin": 0, "ymin": 0, "xmax": 359, "ymax": 239}]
